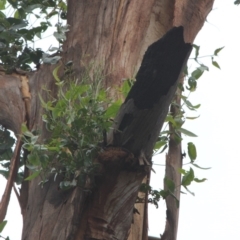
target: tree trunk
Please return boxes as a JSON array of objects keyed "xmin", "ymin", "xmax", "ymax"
[{"xmin": 0, "ymin": 1, "xmax": 214, "ymax": 239}]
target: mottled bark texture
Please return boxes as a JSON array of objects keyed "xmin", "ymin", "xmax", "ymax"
[{"xmin": 0, "ymin": 0, "xmax": 214, "ymax": 240}]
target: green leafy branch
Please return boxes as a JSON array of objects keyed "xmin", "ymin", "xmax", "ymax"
[
  {"xmin": 0, "ymin": 0, "xmax": 68, "ymax": 71},
  {"xmin": 21, "ymin": 63, "xmax": 122, "ymax": 189}
]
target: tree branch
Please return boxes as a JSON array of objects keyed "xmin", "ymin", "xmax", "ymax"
[
  {"xmin": 107, "ymin": 27, "xmax": 192, "ymax": 161},
  {"xmin": 0, "ymin": 137, "xmax": 22, "ymax": 222}
]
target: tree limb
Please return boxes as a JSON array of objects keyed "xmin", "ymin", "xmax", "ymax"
[{"xmin": 0, "ymin": 137, "xmax": 22, "ymax": 222}]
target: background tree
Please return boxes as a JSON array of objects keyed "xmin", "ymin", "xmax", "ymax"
[{"xmin": 0, "ymin": 1, "xmax": 214, "ymax": 240}]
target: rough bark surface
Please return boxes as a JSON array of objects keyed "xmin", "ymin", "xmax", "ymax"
[
  {"xmin": 0, "ymin": 0, "xmax": 215, "ymax": 240},
  {"xmin": 63, "ymin": 0, "xmax": 176, "ymax": 97}
]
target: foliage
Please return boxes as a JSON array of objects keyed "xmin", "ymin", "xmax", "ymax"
[
  {"xmin": 139, "ymin": 179, "xmax": 178, "ymax": 208},
  {"xmin": 0, "ymin": 0, "xmax": 67, "ymax": 72},
  {"xmin": 21, "ymin": 64, "xmax": 122, "ymax": 189},
  {"xmin": 0, "ymin": 126, "xmax": 24, "ymax": 184},
  {"xmin": 0, "ymin": 126, "xmax": 14, "ymax": 162}
]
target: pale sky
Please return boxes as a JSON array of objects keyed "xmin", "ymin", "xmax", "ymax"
[{"xmin": 1, "ymin": 1, "xmax": 239, "ymax": 239}]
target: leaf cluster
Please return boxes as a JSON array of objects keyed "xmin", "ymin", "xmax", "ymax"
[
  {"xmin": 22, "ymin": 64, "xmax": 122, "ymax": 189},
  {"xmin": 0, "ymin": 126, "xmax": 23, "ymax": 184},
  {"xmin": 0, "ymin": 0, "xmax": 67, "ymax": 72}
]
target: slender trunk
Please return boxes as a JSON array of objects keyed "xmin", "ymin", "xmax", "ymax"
[{"xmin": 160, "ymin": 77, "xmax": 184, "ymax": 240}]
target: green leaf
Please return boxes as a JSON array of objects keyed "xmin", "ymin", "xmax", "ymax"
[
  {"xmin": 173, "ymin": 130, "xmax": 182, "ymax": 144},
  {"xmin": 178, "ymin": 128, "xmax": 198, "ymax": 137},
  {"xmin": 165, "ymin": 115, "xmax": 177, "ymax": 126},
  {"xmin": 0, "ymin": 148, "xmax": 12, "ymax": 161},
  {"xmin": 188, "ymin": 142, "xmax": 197, "ymax": 162},
  {"xmin": 121, "ymin": 79, "xmax": 134, "ymax": 98},
  {"xmin": 187, "ymin": 77, "xmax": 197, "ymax": 92},
  {"xmin": 199, "ymin": 65, "xmax": 209, "ymax": 71},
  {"xmin": 0, "ymin": 220, "xmax": 7, "ymax": 233},
  {"xmin": 194, "ymin": 178, "xmax": 207, "ymax": 183},
  {"xmin": 21, "ymin": 123, "xmax": 34, "ymax": 137},
  {"xmin": 25, "ymin": 170, "xmax": 41, "ymax": 181},
  {"xmin": 192, "ymin": 44, "xmax": 200, "ymax": 59},
  {"xmin": 14, "ymin": 10, "xmax": 19, "ymax": 19},
  {"xmin": 159, "ymin": 143, "xmax": 168, "ymax": 153},
  {"xmin": 214, "ymin": 47, "xmax": 224, "ymax": 56},
  {"xmin": 53, "ymin": 64, "xmax": 61, "ymax": 82},
  {"xmin": 159, "ymin": 189, "xmax": 169, "ymax": 199},
  {"xmin": 164, "ymin": 178, "xmax": 175, "ymax": 193},
  {"xmin": 139, "ymin": 183, "xmax": 151, "ymax": 193},
  {"xmin": 191, "ymin": 68, "xmax": 203, "ymax": 80},
  {"xmin": 97, "ymin": 89, "xmax": 107, "ymax": 101},
  {"xmin": 53, "ymin": 31, "xmax": 66, "ymax": 41},
  {"xmin": 104, "ymin": 100, "xmax": 121, "ymax": 118},
  {"xmin": 0, "ymin": 127, "xmax": 15, "ymax": 154},
  {"xmin": 0, "ymin": 10, "xmax": 5, "ymax": 19},
  {"xmin": 7, "ymin": 18, "xmax": 28, "ymax": 30},
  {"xmin": 0, "ymin": 169, "xmax": 8, "ymax": 179},
  {"xmin": 22, "ymin": 143, "xmax": 33, "ymax": 151},
  {"xmin": 186, "ymin": 116, "xmax": 200, "ymax": 120},
  {"xmin": 14, "ymin": 8, "xmax": 26, "ymax": 19},
  {"xmin": 192, "ymin": 163, "xmax": 211, "ymax": 170},
  {"xmin": 178, "ymin": 168, "xmax": 187, "ymax": 174},
  {"xmin": 0, "ymin": 0, "xmax": 6, "ymax": 10},
  {"xmin": 24, "ymin": 4, "xmax": 43, "ymax": 13},
  {"xmin": 27, "ymin": 153, "xmax": 40, "ymax": 166},
  {"xmin": 181, "ymin": 96, "xmax": 201, "ymax": 111},
  {"xmin": 183, "ymin": 186, "xmax": 195, "ymax": 196},
  {"xmin": 38, "ymin": 94, "xmax": 54, "ymax": 111},
  {"xmin": 154, "ymin": 140, "xmax": 167, "ymax": 151},
  {"xmin": 31, "ymin": 136, "xmax": 40, "ymax": 145},
  {"xmin": 181, "ymin": 168, "xmax": 194, "ymax": 186},
  {"xmin": 212, "ymin": 60, "xmax": 221, "ymax": 69},
  {"xmin": 21, "ymin": 122, "xmax": 28, "ymax": 133},
  {"xmin": 160, "ymin": 130, "xmax": 171, "ymax": 135},
  {"xmin": 58, "ymin": 1, "xmax": 67, "ymax": 11}
]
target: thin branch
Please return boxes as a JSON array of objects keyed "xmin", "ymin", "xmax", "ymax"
[
  {"xmin": 189, "ymin": 55, "xmax": 213, "ymax": 59},
  {"xmin": 0, "ymin": 137, "xmax": 22, "ymax": 222},
  {"xmin": 13, "ymin": 184, "xmax": 22, "ymax": 210}
]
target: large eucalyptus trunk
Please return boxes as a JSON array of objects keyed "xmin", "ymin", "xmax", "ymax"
[{"xmin": 0, "ymin": 1, "xmax": 214, "ymax": 239}]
